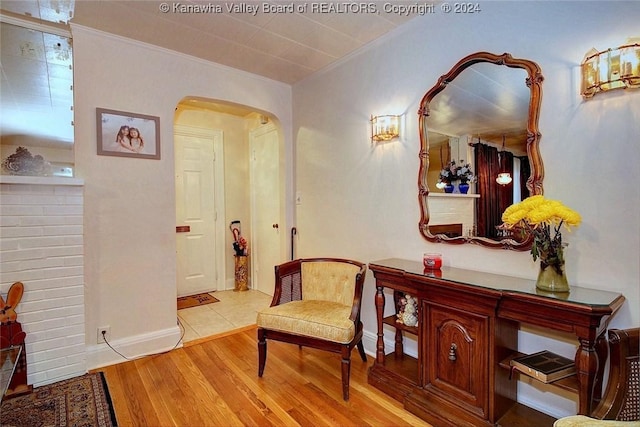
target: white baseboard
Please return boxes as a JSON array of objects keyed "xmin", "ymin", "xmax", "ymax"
[
  {"xmin": 361, "ymin": 329, "xmax": 418, "ymax": 358},
  {"xmin": 86, "ymin": 325, "xmax": 182, "ymax": 370}
]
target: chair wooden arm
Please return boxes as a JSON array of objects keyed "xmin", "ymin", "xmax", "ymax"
[
  {"xmin": 348, "ymin": 268, "xmax": 366, "ymax": 324},
  {"xmin": 555, "ymin": 327, "xmax": 640, "ymax": 426},
  {"xmin": 591, "ymin": 328, "xmax": 639, "ymax": 421}
]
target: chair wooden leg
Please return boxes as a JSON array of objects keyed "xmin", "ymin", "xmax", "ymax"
[
  {"xmin": 341, "ymin": 346, "xmax": 351, "ymax": 401},
  {"xmin": 357, "ymin": 339, "xmax": 367, "ymax": 362},
  {"xmin": 257, "ymin": 328, "xmax": 267, "ymax": 377}
]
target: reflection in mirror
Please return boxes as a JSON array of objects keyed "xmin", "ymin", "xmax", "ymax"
[
  {"xmin": 418, "ymin": 52, "xmax": 544, "ymax": 250},
  {"xmin": 0, "ymin": 16, "xmax": 74, "ymax": 177}
]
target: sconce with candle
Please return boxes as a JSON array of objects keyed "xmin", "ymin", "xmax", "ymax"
[
  {"xmin": 581, "ymin": 39, "xmax": 640, "ymax": 98},
  {"xmin": 371, "ymin": 115, "xmax": 400, "ymax": 142}
]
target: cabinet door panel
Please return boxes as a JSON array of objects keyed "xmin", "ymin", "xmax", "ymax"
[{"xmin": 427, "ymin": 304, "xmax": 489, "ymax": 413}]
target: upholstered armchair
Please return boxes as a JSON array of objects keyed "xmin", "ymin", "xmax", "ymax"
[
  {"xmin": 256, "ymin": 258, "xmax": 367, "ymax": 401},
  {"xmin": 554, "ymin": 328, "xmax": 639, "ymax": 426}
]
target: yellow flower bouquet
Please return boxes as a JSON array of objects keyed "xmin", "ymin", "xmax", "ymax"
[{"xmin": 501, "ymin": 195, "xmax": 582, "ymax": 292}]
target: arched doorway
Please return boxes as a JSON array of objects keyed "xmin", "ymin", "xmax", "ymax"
[{"xmin": 174, "ymin": 97, "xmax": 285, "ymax": 298}]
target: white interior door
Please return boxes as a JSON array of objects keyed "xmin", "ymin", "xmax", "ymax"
[
  {"xmin": 250, "ymin": 123, "xmax": 282, "ymax": 296},
  {"xmin": 175, "ymin": 125, "xmax": 225, "ymax": 297}
]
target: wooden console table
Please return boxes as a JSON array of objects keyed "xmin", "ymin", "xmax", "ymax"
[{"xmin": 368, "ymin": 258, "xmax": 625, "ymax": 426}]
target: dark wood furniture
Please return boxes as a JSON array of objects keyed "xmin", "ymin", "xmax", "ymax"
[
  {"xmin": 590, "ymin": 328, "xmax": 639, "ymax": 421},
  {"xmin": 368, "ymin": 258, "xmax": 625, "ymax": 426},
  {"xmin": 428, "ymin": 223, "xmax": 463, "ymax": 238},
  {"xmin": 257, "ymin": 258, "xmax": 367, "ymax": 400}
]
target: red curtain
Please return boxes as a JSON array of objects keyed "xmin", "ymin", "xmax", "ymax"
[
  {"xmin": 518, "ymin": 155, "xmax": 531, "ymax": 197},
  {"xmin": 475, "ymin": 143, "xmax": 514, "ymax": 238}
]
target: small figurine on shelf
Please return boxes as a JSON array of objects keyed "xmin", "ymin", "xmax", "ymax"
[
  {"xmin": 402, "ymin": 294, "xmax": 418, "ymax": 327},
  {"xmin": 396, "ymin": 293, "xmax": 418, "ymax": 327},
  {"xmin": 397, "ymin": 295, "xmax": 407, "ymax": 324}
]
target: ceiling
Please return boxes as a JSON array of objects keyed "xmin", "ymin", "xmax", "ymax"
[
  {"xmin": 1, "ymin": 2, "xmax": 75, "ymax": 148},
  {"xmin": 0, "ymin": 0, "xmax": 419, "ymax": 150},
  {"xmin": 427, "ymin": 62, "xmax": 531, "ymax": 156},
  {"xmin": 71, "ymin": 0, "xmax": 419, "ymax": 85},
  {"xmin": 1, "ymin": 1, "xmax": 531, "ymax": 156}
]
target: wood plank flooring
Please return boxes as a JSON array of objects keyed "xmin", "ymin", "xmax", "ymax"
[{"xmin": 95, "ymin": 326, "xmax": 431, "ymax": 427}]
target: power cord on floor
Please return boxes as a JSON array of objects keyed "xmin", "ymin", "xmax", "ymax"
[{"xmin": 100, "ymin": 317, "xmax": 186, "ymax": 361}]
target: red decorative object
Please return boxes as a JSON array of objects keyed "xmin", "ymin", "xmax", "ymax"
[
  {"xmin": 423, "ymin": 253, "xmax": 442, "ymax": 270},
  {"xmin": 1, "ymin": 281, "xmax": 31, "ymax": 398}
]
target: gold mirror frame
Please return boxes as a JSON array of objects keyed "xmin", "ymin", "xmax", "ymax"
[{"xmin": 418, "ymin": 52, "xmax": 544, "ymax": 250}]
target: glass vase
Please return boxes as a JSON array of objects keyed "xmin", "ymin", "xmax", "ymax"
[{"xmin": 536, "ymin": 257, "xmax": 569, "ymax": 293}]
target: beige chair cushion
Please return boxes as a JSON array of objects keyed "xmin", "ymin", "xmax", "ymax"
[
  {"xmin": 554, "ymin": 415, "xmax": 640, "ymax": 427},
  {"xmin": 301, "ymin": 261, "xmax": 360, "ymax": 306},
  {"xmin": 256, "ymin": 300, "xmax": 355, "ymax": 344}
]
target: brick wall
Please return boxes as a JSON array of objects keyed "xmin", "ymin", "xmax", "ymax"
[{"xmin": 0, "ymin": 176, "xmax": 86, "ymax": 387}]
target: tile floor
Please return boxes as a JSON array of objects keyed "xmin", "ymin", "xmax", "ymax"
[{"xmin": 178, "ymin": 289, "xmax": 272, "ymax": 343}]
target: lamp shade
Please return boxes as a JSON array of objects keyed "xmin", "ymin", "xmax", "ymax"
[
  {"xmin": 496, "ymin": 172, "xmax": 513, "ymax": 186},
  {"xmin": 371, "ymin": 115, "xmax": 400, "ymax": 141},
  {"xmin": 581, "ymin": 41, "xmax": 640, "ymax": 97}
]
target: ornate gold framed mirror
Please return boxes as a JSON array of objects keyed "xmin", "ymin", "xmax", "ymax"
[{"xmin": 418, "ymin": 52, "xmax": 544, "ymax": 250}]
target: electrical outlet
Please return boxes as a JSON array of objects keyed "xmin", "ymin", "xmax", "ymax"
[{"xmin": 97, "ymin": 326, "xmax": 110, "ymax": 343}]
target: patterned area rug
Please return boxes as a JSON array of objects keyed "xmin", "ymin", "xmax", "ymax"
[
  {"xmin": 177, "ymin": 292, "xmax": 219, "ymax": 310},
  {"xmin": 0, "ymin": 372, "xmax": 117, "ymax": 427}
]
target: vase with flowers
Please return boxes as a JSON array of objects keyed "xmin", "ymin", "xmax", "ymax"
[
  {"xmin": 454, "ymin": 160, "xmax": 475, "ymax": 194},
  {"xmin": 437, "ymin": 160, "xmax": 476, "ymax": 194},
  {"xmin": 501, "ymin": 195, "xmax": 582, "ymax": 293}
]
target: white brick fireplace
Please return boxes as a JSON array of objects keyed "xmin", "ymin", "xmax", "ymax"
[{"xmin": 0, "ymin": 175, "xmax": 86, "ymax": 387}]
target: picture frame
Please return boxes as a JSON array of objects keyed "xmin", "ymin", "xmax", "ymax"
[{"xmin": 96, "ymin": 108, "xmax": 161, "ymax": 159}]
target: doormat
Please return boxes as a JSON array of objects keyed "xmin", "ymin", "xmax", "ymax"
[
  {"xmin": 0, "ymin": 371, "xmax": 117, "ymax": 427},
  {"xmin": 177, "ymin": 292, "xmax": 219, "ymax": 310}
]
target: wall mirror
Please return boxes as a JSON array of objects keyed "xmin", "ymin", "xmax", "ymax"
[
  {"xmin": 418, "ymin": 52, "xmax": 544, "ymax": 250},
  {"xmin": 0, "ymin": 7, "xmax": 74, "ymax": 177}
]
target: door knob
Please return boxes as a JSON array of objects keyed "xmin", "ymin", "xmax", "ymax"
[{"xmin": 272, "ymin": 223, "xmax": 279, "ymax": 229}]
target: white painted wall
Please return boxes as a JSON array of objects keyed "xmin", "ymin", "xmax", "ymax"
[
  {"xmin": 71, "ymin": 25, "xmax": 293, "ymax": 368},
  {"xmin": 293, "ymin": 1, "xmax": 640, "ymax": 418}
]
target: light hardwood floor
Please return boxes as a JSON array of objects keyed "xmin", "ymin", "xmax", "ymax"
[{"xmin": 95, "ymin": 327, "xmax": 431, "ymax": 427}]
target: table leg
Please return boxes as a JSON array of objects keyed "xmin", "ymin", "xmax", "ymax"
[
  {"xmin": 375, "ymin": 285, "xmax": 386, "ymax": 364},
  {"xmin": 575, "ymin": 331, "xmax": 608, "ymax": 415}
]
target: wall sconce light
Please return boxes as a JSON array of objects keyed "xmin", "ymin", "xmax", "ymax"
[
  {"xmin": 581, "ymin": 40, "xmax": 640, "ymax": 98},
  {"xmin": 371, "ymin": 115, "xmax": 400, "ymax": 142}
]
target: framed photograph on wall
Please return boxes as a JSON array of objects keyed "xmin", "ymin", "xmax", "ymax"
[{"xmin": 96, "ymin": 108, "xmax": 161, "ymax": 159}]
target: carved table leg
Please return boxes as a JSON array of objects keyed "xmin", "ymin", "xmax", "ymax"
[
  {"xmin": 576, "ymin": 331, "xmax": 608, "ymax": 415},
  {"xmin": 375, "ymin": 285, "xmax": 385, "ymax": 364}
]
